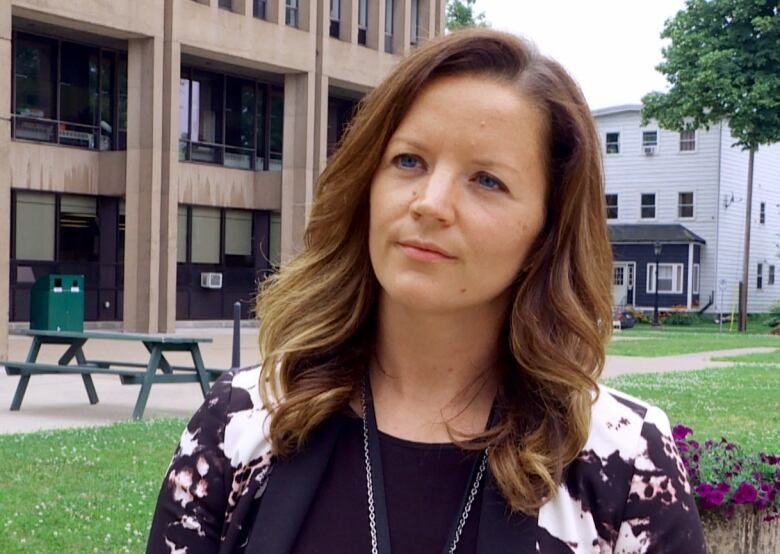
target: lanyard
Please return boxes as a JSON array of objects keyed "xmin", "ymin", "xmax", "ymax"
[{"xmin": 362, "ymin": 375, "xmax": 489, "ymax": 554}]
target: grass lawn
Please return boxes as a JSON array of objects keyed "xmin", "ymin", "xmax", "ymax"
[
  {"xmin": 602, "ymin": 364, "xmax": 780, "ymax": 453},
  {"xmin": 608, "ymin": 325, "xmax": 780, "ymax": 357},
  {"xmin": 711, "ymin": 350, "xmax": 780, "ymax": 364},
  {"xmin": 0, "ymin": 418, "xmax": 185, "ymax": 554}
]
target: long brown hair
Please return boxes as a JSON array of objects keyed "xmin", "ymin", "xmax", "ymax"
[{"xmin": 256, "ymin": 29, "xmax": 613, "ymax": 513}]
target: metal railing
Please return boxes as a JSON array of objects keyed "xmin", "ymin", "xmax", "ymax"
[{"xmin": 12, "ymin": 116, "xmax": 112, "ymax": 151}]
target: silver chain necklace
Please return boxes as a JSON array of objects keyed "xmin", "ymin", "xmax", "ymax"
[{"xmin": 361, "ymin": 378, "xmax": 489, "ymax": 554}]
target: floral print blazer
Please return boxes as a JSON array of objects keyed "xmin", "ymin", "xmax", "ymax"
[{"xmin": 146, "ymin": 366, "xmax": 706, "ymax": 553}]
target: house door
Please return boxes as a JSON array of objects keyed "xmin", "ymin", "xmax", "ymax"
[{"xmin": 613, "ymin": 263, "xmax": 629, "ymax": 307}]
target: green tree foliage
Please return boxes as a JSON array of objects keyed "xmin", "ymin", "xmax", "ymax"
[
  {"xmin": 641, "ymin": 0, "xmax": 780, "ymax": 149},
  {"xmin": 446, "ymin": 0, "xmax": 489, "ymax": 31}
]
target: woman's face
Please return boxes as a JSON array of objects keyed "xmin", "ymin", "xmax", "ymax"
[{"xmin": 368, "ymin": 73, "xmax": 548, "ymax": 315}]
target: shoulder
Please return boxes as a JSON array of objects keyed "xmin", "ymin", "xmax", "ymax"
[{"xmin": 537, "ymin": 385, "xmax": 695, "ymax": 551}]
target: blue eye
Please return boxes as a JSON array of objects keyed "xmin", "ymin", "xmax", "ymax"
[
  {"xmin": 477, "ymin": 173, "xmax": 504, "ymax": 191},
  {"xmin": 395, "ymin": 154, "xmax": 421, "ymax": 169}
]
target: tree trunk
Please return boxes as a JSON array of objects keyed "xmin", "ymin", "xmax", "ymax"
[{"xmin": 738, "ymin": 147, "xmax": 756, "ymax": 332}]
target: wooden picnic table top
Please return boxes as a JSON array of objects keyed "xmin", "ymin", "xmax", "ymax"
[{"xmin": 11, "ymin": 329, "xmax": 213, "ymax": 344}]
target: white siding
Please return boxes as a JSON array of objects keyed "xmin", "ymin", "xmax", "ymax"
[{"xmin": 595, "ymin": 107, "xmax": 780, "ymax": 314}]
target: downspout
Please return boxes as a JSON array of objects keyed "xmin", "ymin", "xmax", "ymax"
[{"xmin": 714, "ymin": 122, "xmax": 723, "ymax": 313}]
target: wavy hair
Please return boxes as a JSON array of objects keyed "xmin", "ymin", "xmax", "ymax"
[{"xmin": 256, "ymin": 29, "xmax": 613, "ymax": 513}]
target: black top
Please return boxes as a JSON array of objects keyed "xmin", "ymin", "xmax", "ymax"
[{"xmin": 292, "ymin": 413, "xmax": 482, "ymax": 554}]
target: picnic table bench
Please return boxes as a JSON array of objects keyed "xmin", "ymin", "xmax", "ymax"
[{"xmin": 2, "ymin": 329, "xmax": 229, "ymax": 420}]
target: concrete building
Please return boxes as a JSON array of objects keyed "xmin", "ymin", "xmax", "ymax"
[
  {"xmin": 594, "ymin": 105, "xmax": 780, "ymax": 315},
  {"xmin": 0, "ymin": 0, "xmax": 446, "ymax": 359}
]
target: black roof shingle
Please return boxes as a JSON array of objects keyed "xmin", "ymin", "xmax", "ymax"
[{"xmin": 608, "ymin": 224, "xmax": 706, "ymax": 244}]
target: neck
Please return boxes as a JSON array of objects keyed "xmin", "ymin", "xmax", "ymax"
[{"xmin": 366, "ymin": 294, "xmax": 507, "ymax": 443}]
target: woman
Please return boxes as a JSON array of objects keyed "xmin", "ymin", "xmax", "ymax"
[{"xmin": 148, "ymin": 29, "xmax": 706, "ymax": 553}]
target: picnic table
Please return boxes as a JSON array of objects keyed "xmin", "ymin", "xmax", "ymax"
[{"xmin": 2, "ymin": 329, "xmax": 227, "ymax": 420}]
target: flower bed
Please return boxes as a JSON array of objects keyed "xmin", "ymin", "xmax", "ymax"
[{"xmin": 673, "ymin": 425, "xmax": 780, "ymax": 552}]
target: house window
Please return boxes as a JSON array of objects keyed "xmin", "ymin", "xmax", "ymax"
[
  {"xmin": 286, "ymin": 0, "xmax": 299, "ymax": 28},
  {"xmin": 191, "ymin": 207, "xmax": 221, "ymax": 264},
  {"xmin": 605, "ymin": 132, "xmax": 619, "ymax": 154},
  {"xmin": 330, "ymin": 0, "xmax": 341, "ymax": 38},
  {"xmin": 757, "ymin": 263, "xmax": 763, "ymax": 290},
  {"xmin": 219, "ymin": 0, "xmax": 233, "ymax": 9},
  {"xmin": 680, "ymin": 130, "xmax": 696, "ymax": 152},
  {"xmin": 641, "ymin": 193, "xmax": 656, "ymax": 219},
  {"xmin": 269, "ymin": 212, "xmax": 282, "ymax": 268},
  {"xmin": 678, "ymin": 192, "xmax": 694, "ymax": 218},
  {"xmin": 642, "ymin": 130, "xmax": 658, "ymax": 147},
  {"xmin": 605, "ymin": 193, "xmax": 618, "ymax": 219},
  {"xmin": 647, "ymin": 263, "xmax": 684, "ymax": 294},
  {"xmin": 253, "ymin": 0, "xmax": 267, "ymax": 19},
  {"xmin": 224, "ymin": 209, "xmax": 254, "ymax": 267},
  {"xmin": 760, "ymin": 202, "xmax": 766, "ymax": 224},
  {"xmin": 59, "ymin": 195, "xmax": 99, "ymax": 263},
  {"xmin": 692, "ymin": 263, "xmax": 700, "ymax": 294},
  {"xmin": 177, "ymin": 206, "xmax": 188, "ymax": 263},
  {"xmin": 179, "ymin": 67, "xmax": 283, "ymax": 171},
  {"xmin": 13, "ymin": 32, "xmax": 127, "ymax": 151},
  {"xmin": 770, "ymin": 265, "xmax": 776, "ymax": 286},
  {"xmin": 357, "ymin": 0, "xmax": 368, "ymax": 45}
]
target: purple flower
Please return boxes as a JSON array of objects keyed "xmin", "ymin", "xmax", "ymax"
[
  {"xmin": 705, "ymin": 440, "xmax": 714, "ymax": 449},
  {"xmin": 696, "ymin": 483, "xmax": 714, "ymax": 497},
  {"xmin": 708, "ymin": 490, "xmax": 726, "ymax": 507},
  {"xmin": 689, "ymin": 440, "xmax": 700, "ymax": 450},
  {"xmin": 673, "ymin": 425, "xmax": 693, "ymax": 441},
  {"xmin": 716, "ymin": 482, "xmax": 731, "ymax": 494},
  {"xmin": 733, "ymin": 482, "xmax": 758, "ymax": 505}
]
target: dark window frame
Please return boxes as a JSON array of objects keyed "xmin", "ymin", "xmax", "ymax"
[
  {"xmin": 179, "ymin": 65, "xmax": 282, "ymax": 172},
  {"xmin": 357, "ymin": 0, "xmax": 368, "ymax": 45},
  {"xmin": 757, "ymin": 263, "xmax": 763, "ymax": 290},
  {"xmin": 178, "ymin": 205, "xmax": 256, "ymax": 267},
  {"xmin": 11, "ymin": 30, "xmax": 126, "ymax": 152},
  {"xmin": 605, "ymin": 193, "xmax": 618, "ymax": 220},
  {"xmin": 641, "ymin": 193, "xmax": 656, "ymax": 219},
  {"xmin": 253, "ymin": 0, "xmax": 267, "ymax": 19},
  {"xmin": 286, "ymin": 0, "xmax": 299, "ymax": 28},
  {"xmin": 770, "ymin": 265, "xmax": 776, "ymax": 286},
  {"xmin": 605, "ymin": 132, "xmax": 619, "ymax": 154},
  {"xmin": 678, "ymin": 191, "xmax": 694, "ymax": 219},
  {"xmin": 760, "ymin": 201, "xmax": 766, "ymax": 224}
]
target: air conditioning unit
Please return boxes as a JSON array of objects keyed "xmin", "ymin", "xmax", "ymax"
[
  {"xmin": 643, "ymin": 145, "xmax": 657, "ymax": 156},
  {"xmin": 200, "ymin": 272, "xmax": 223, "ymax": 289}
]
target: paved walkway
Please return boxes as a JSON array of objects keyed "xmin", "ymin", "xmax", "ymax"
[{"xmin": 0, "ymin": 331, "xmax": 775, "ymax": 434}]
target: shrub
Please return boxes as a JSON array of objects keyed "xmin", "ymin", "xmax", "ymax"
[{"xmin": 673, "ymin": 425, "xmax": 780, "ymax": 522}]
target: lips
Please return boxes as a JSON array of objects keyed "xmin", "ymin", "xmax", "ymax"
[{"xmin": 398, "ymin": 240, "xmax": 455, "ymax": 260}]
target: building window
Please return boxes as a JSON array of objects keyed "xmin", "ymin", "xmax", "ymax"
[
  {"xmin": 605, "ymin": 132, "xmax": 619, "ymax": 154},
  {"xmin": 642, "ymin": 130, "xmax": 658, "ymax": 148},
  {"xmin": 770, "ymin": 265, "xmax": 776, "ymax": 286},
  {"xmin": 678, "ymin": 192, "xmax": 694, "ymax": 218},
  {"xmin": 641, "ymin": 193, "xmax": 656, "ymax": 219},
  {"xmin": 225, "ymin": 210, "xmax": 254, "ymax": 267},
  {"xmin": 647, "ymin": 263, "xmax": 684, "ymax": 294},
  {"xmin": 253, "ymin": 0, "xmax": 267, "ymax": 19},
  {"xmin": 269, "ymin": 212, "xmax": 282, "ymax": 268},
  {"xmin": 605, "ymin": 193, "xmax": 618, "ymax": 219},
  {"xmin": 59, "ymin": 195, "xmax": 99, "ymax": 262},
  {"xmin": 218, "ymin": 0, "xmax": 233, "ymax": 9},
  {"xmin": 680, "ymin": 130, "xmax": 696, "ymax": 152},
  {"xmin": 328, "ymin": 95, "xmax": 360, "ymax": 156},
  {"xmin": 760, "ymin": 202, "xmax": 766, "ymax": 224},
  {"xmin": 757, "ymin": 263, "xmax": 763, "ymax": 290},
  {"xmin": 286, "ymin": 0, "xmax": 299, "ymax": 28},
  {"xmin": 13, "ymin": 191, "xmax": 55, "ymax": 261},
  {"xmin": 180, "ymin": 205, "xmax": 255, "ymax": 267},
  {"xmin": 12, "ymin": 32, "xmax": 127, "ymax": 151},
  {"xmin": 177, "ymin": 206, "xmax": 189, "ymax": 263},
  {"xmin": 330, "ymin": 0, "xmax": 341, "ymax": 38},
  {"xmin": 385, "ymin": 0, "xmax": 394, "ymax": 53},
  {"xmin": 358, "ymin": 0, "xmax": 368, "ymax": 45},
  {"xmin": 179, "ymin": 67, "xmax": 283, "ymax": 171},
  {"xmin": 692, "ymin": 263, "xmax": 700, "ymax": 294},
  {"xmin": 411, "ymin": 0, "xmax": 420, "ymax": 45}
]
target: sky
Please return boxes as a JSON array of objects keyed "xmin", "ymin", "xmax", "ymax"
[{"xmin": 473, "ymin": 0, "xmax": 688, "ymax": 110}]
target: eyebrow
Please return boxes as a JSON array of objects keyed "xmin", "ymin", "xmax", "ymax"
[{"xmin": 386, "ymin": 136, "xmax": 430, "ymax": 153}]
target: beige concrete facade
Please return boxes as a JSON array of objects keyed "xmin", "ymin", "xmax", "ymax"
[{"xmin": 0, "ymin": 0, "xmax": 445, "ymax": 359}]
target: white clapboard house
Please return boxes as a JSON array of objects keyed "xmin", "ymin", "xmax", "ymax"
[{"xmin": 593, "ymin": 104, "xmax": 780, "ymax": 315}]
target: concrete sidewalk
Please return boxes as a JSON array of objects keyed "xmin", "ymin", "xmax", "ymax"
[
  {"xmin": 0, "ymin": 327, "xmax": 262, "ymax": 434},
  {"xmin": 0, "ymin": 334, "xmax": 775, "ymax": 434}
]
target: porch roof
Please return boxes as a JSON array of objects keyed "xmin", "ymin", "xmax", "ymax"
[{"xmin": 608, "ymin": 224, "xmax": 706, "ymax": 244}]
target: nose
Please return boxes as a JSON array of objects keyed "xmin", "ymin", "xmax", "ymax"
[{"xmin": 410, "ymin": 166, "xmax": 458, "ymax": 225}]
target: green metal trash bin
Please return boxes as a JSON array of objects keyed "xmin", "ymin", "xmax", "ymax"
[{"xmin": 30, "ymin": 274, "xmax": 85, "ymax": 332}]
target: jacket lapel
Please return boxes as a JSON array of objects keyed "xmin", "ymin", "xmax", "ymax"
[
  {"xmin": 476, "ymin": 473, "xmax": 537, "ymax": 553},
  {"xmin": 245, "ymin": 415, "xmax": 346, "ymax": 553}
]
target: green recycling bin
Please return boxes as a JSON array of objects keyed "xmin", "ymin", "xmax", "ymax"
[{"xmin": 30, "ymin": 274, "xmax": 85, "ymax": 332}]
